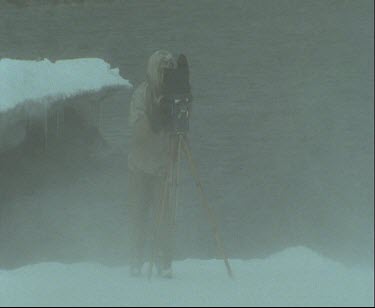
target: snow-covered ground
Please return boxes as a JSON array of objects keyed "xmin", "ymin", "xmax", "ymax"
[
  {"xmin": 0, "ymin": 246, "xmax": 373, "ymax": 307},
  {"xmin": 0, "ymin": 58, "xmax": 131, "ymax": 113}
]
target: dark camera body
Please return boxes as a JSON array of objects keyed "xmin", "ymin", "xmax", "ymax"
[{"xmin": 161, "ymin": 54, "xmax": 193, "ymax": 133}]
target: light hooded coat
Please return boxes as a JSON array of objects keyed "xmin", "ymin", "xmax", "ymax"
[{"xmin": 128, "ymin": 50, "xmax": 175, "ymax": 176}]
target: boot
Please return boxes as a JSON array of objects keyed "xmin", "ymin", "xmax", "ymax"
[
  {"xmin": 129, "ymin": 265, "xmax": 142, "ymax": 277},
  {"xmin": 159, "ymin": 266, "xmax": 173, "ymax": 279}
]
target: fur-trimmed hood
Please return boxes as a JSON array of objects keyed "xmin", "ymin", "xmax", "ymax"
[{"xmin": 146, "ymin": 49, "xmax": 175, "ymax": 99}]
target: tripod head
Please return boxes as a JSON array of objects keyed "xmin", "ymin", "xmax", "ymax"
[{"xmin": 160, "ymin": 54, "xmax": 193, "ymax": 134}]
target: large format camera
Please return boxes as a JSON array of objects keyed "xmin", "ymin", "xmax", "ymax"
[{"xmin": 160, "ymin": 54, "xmax": 193, "ymax": 134}]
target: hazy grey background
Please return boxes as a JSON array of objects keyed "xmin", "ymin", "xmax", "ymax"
[{"xmin": 0, "ymin": 0, "xmax": 373, "ymax": 269}]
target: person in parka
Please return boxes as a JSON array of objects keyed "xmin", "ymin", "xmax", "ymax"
[{"xmin": 127, "ymin": 50, "xmax": 176, "ymax": 278}]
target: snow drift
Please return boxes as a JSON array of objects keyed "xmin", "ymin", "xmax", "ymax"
[
  {"xmin": 0, "ymin": 58, "xmax": 131, "ymax": 113},
  {"xmin": 0, "ymin": 246, "xmax": 372, "ymax": 307},
  {"xmin": 0, "ymin": 58, "xmax": 132, "ymax": 153}
]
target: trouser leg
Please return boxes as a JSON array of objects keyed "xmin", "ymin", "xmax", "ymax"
[
  {"xmin": 152, "ymin": 173, "xmax": 175, "ymax": 270},
  {"xmin": 128, "ymin": 168, "xmax": 175, "ymax": 271},
  {"xmin": 158, "ymin": 208, "xmax": 174, "ymax": 269},
  {"xmin": 128, "ymin": 169, "xmax": 151, "ymax": 268}
]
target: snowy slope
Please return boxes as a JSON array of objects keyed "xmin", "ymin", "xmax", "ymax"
[
  {"xmin": 0, "ymin": 247, "xmax": 373, "ymax": 307},
  {"xmin": 0, "ymin": 58, "xmax": 132, "ymax": 113}
]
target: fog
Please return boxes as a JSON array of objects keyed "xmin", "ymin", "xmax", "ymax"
[{"xmin": 0, "ymin": 0, "xmax": 373, "ymax": 278}]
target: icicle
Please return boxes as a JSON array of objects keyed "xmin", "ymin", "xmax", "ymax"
[
  {"xmin": 98, "ymin": 101, "xmax": 102, "ymax": 133},
  {"xmin": 56, "ymin": 105, "xmax": 59, "ymax": 138},
  {"xmin": 61, "ymin": 103, "xmax": 65, "ymax": 133},
  {"xmin": 24, "ymin": 106, "xmax": 29, "ymax": 133},
  {"xmin": 44, "ymin": 102, "xmax": 48, "ymax": 150}
]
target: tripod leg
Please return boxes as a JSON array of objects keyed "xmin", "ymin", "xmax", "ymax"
[
  {"xmin": 181, "ymin": 136, "xmax": 234, "ymax": 278},
  {"xmin": 147, "ymin": 137, "xmax": 174, "ymax": 280},
  {"xmin": 159, "ymin": 134, "xmax": 181, "ymax": 273},
  {"xmin": 170, "ymin": 134, "xmax": 183, "ymax": 225},
  {"xmin": 153, "ymin": 134, "xmax": 181, "ymax": 274}
]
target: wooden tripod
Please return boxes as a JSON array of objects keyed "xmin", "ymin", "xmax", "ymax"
[{"xmin": 148, "ymin": 132, "xmax": 233, "ymax": 279}]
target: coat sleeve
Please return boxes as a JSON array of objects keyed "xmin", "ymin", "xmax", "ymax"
[
  {"xmin": 128, "ymin": 82, "xmax": 147, "ymax": 129},
  {"xmin": 128, "ymin": 82, "xmax": 152, "ymax": 145}
]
